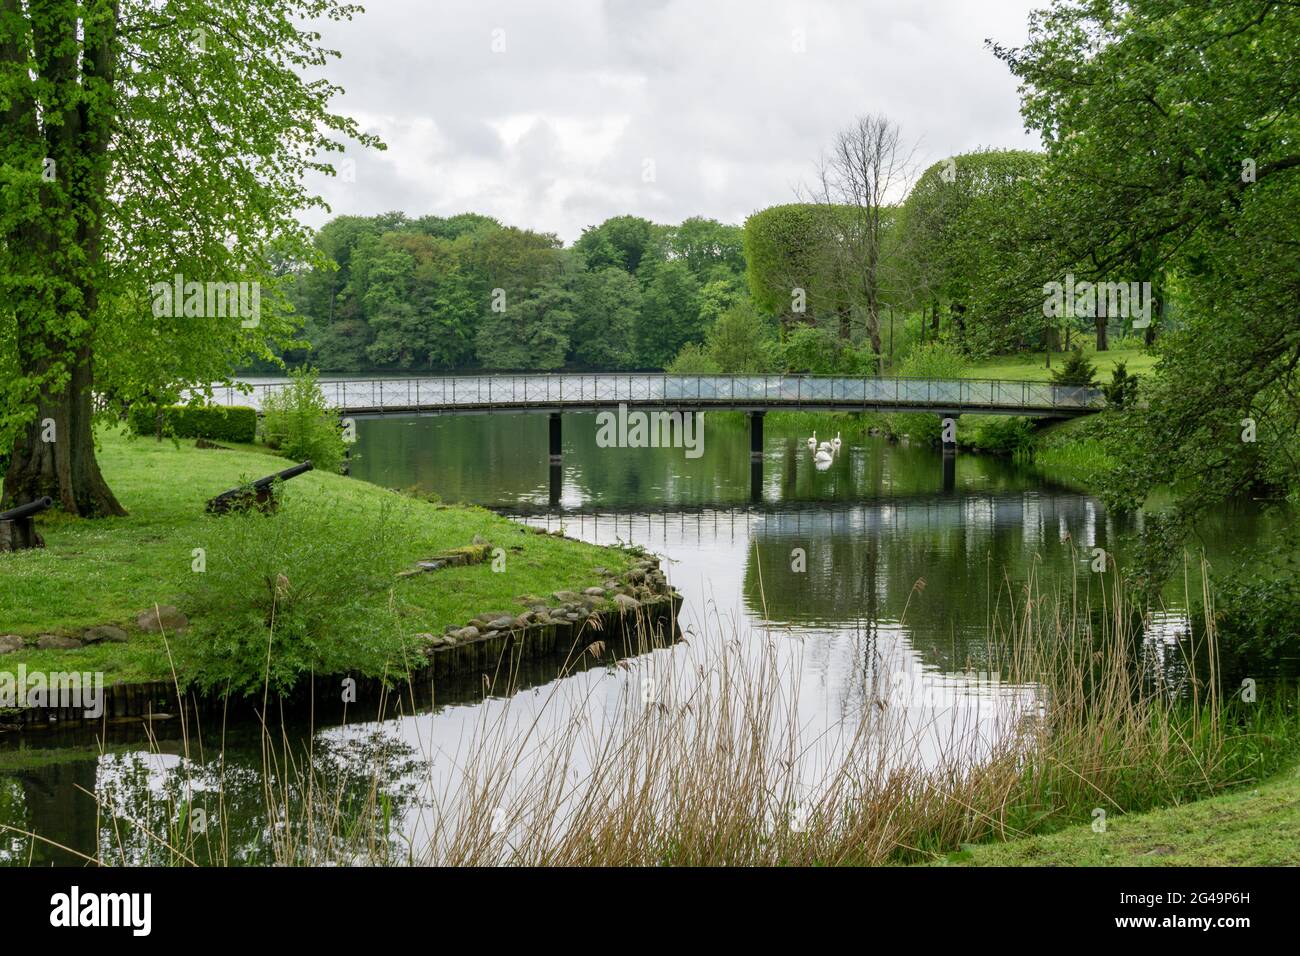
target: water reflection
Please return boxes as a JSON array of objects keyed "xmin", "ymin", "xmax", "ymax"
[{"xmin": 1, "ymin": 411, "xmax": 1273, "ymax": 864}]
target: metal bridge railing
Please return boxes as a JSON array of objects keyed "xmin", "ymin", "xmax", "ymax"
[{"xmin": 203, "ymin": 374, "xmax": 1103, "ymax": 414}]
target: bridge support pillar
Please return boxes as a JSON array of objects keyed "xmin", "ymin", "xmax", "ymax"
[
  {"xmin": 748, "ymin": 411, "xmax": 764, "ymax": 462},
  {"xmin": 549, "ymin": 463, "xmax": 562, "ymax": 507},
  {"xmin": 548, "ymin": 412, "xmax": 562, "ymax": 464},
  {"xmin": 940, "ymin": 415, "xmax": 956, "ymax": 493}
]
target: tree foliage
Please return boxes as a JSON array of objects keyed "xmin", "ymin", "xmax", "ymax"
[
  {"xmin": 994, "ymin": 0, "xmax": 1300, "ymax": 584},
  {"xmin": 0, "ymin": 0, "xmax": 378, "ymax": 512}
]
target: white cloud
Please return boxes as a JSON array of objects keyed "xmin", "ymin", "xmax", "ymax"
[{"xmin": 304, "ymin": 0, "xmax": 1041, "ymax": 242}]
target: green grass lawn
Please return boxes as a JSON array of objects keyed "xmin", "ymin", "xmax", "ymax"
[
  {"xmin": 936, "ymin": 762, "xmax": 1300, "ymax": 866},
  {"xmin": 0, "ymin": 428, "xmax": 633, "ymax": 682},
  {"xmin": 961, "ymin": 345, "xmax": 1157, "ymax": 382}
]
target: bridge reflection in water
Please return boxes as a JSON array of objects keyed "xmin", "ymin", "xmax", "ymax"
[{"xmin": 217, "ymin": 373, "xmax": 1102, "ymax": 486}]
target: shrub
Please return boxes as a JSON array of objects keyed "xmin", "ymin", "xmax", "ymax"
[
  {"xmin": 1102, "ymin": 361, "xmax": 1140, "ymax": 409},
  {"xmin": 704, "ymin": 302, "xmax": 779, "ymax": 373},
  {"xmin": 1050, "ymin": 347, "xmax": 1098, "ymax": 387},
  {"xmin": 898, "ymin": 339, "xmax": 967, "ymax": 379},
  {"xmin": 966, "ymin": 415, "xmax": 1036, "ymax": 454},
  {"xmin": 177, "ymin": 488, "xmax": 420, "ymax": 696},
  {"xmin": 260, "ymin": 367, "xmax": 347, "ymax": 471},
  {"xmin": 665, "ymin": 342, "xmax": 721, "ymax": 374},
  {"xmin": 1205, "ymin": 554, "xmax": 1300, "ymax": 683},
  {"xmin": 128, "ymin": 404, "xmax": 258, "ymax": 443}
]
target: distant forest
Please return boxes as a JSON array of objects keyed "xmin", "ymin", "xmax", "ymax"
[{"xmin": 269, "ymin": 147, "xmax": 1167, "ymax": 377}]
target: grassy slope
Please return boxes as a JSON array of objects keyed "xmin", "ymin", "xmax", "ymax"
[
  {"xmin": 961, "ymin": 345, "xmax": 1157, "ymax": 382},
  {"xmin": 937, "ymin": 763, "xmax": 1300, "ymax": 866},
  {"xmin": 0, "ymin": 428, "xmax": 631, "ymax": 681},
  {"xmin": 941, "ymin": 346, "xmax": 1300, "ymax": 866}
]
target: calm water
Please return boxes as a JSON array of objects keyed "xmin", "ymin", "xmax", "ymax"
[{"xmin": 0, "ymin": 409, "xmax": 1271, "ymax": 864}]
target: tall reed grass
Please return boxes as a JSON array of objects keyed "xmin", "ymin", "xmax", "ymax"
[{"xmin": 10, "ymin": 559, "xmax": 1296, "ymax": 867}]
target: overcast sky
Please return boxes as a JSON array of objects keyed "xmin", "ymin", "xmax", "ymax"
[{"xmin": 305, "ymin": 0, "xmax": 1043, "ymax": 243}]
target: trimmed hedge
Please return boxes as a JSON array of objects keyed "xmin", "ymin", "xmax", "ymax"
[{"xmin": 129, "ymin": 405, "xmax": 257, "ymax": 444}]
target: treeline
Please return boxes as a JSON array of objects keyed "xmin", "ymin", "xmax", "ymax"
[
  {"xmin": 279, "ymin": 144, "xmax": 1172, "ymax": 377},
  {"xmin": 279, "ymin": 212, "xmax": 747, "ymax": 372}
]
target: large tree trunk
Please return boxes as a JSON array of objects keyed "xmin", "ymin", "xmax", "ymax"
[
  {"xmin": 1, "ymin": 0, "xmax": 124, "ymax": 517},
  {"xmin": 1145, "ymin": 282, "xmax": 1163, "ymax": 346},
  {"xmin": 949, "ymin": 302, "xmax": 966, "ymax": 336},
  {"xmin": 3, "ymin": 346, "xmax": 123, "ymax": 516},
  {"xmin": 1095, "ymin": 293, "xmax": 1109, "ymax": 351}
]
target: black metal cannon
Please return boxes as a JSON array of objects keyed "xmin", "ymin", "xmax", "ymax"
[
  {"xmin": 0, "ymin": 496, "xmax": 54, "ymax": 551},
  {"xmin": 206, "ymin": 461, "xmax": 313, "ymax": 514}
]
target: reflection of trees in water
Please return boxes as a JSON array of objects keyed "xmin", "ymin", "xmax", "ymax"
[
  {"xmin": 2, "ymin": 758, "xmax": 99, "ymax": 866},
  {"xmin": 0, "ymin": 775, "xmax": 33, "ymax": 863},
  {"xmin": 745, "ymin": 494, "xmax": 1105, "ymax": 660},
  {"xmin": 5, "ymin": 727, "xmax": 426, "ymax": 866}
]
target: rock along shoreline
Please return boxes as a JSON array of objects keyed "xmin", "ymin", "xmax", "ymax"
[{"xmin": 1, "ymin": 552, "xmax": 682, "ymax": 736}]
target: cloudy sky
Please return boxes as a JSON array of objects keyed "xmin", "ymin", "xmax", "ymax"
[{"xmin": 306, "ymin": 0, "xmax": 1043, "ymax": 243}]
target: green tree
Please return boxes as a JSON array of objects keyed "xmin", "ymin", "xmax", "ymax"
[
  {"xmin": 743, "ymin": 204, "xmax": 837, "ymax": 332},
  {"xmin": 570, "ymin": 267, "xmax": 641, "ymax": 369},
  {"xmin": 1101, "ymin": 362, "xmax": 1139, "ymax": 410},
  {"xmin": 665, "ymin": 342, "xmax": 720, "ymax": 375},
  {"xmin": 574, "ymin": 215, "xmax": 661, "ymax": 274},
  {"xmin": 475, "ymin": 282, "xmax": 576, "ymax": 370},
  {"xmin": 664, "ymin": 217, "xmax": 745, "ymax": 279},
  {"xmin": 778, "ymin": 325, "xmax": 839, "ymax": 374},
  {"xmin": 0, "ymin": 0, "xmax": 377, "ymax": 513},
  {"xmin": 995, "ymin": 0, "xmax": 1300, "ymax": 574},
  {"xmin": 459, "ymin": 225, "xmax": 563, "ymax": 308},
  {"xmin": 1050, "ymin": 348, "xmax": 1097, "ymax": 387},
  {"xmin": 706, "ymin": 302, "xmax": 778, "ymax": 373},
  {"xmin": 356, "ymin": 232, "xmax": 478, "ymax": 369},
  {"xmin": 636, "ymin": 259, "xmax": 703, "ymax": 368},
  {"xmin": 260, "ymin": 367, "xmax": 347, "ymax": 472},
  {"xmin": 897, "ymin": 149, "xmax": 1048, "ymax": 353}
]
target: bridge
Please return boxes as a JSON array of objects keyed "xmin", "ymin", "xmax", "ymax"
[
  {"xmin": 219, "ymin": 373, "xmax": 1100, "ymax": 418},
  {"xmin": 213, "ymin": 373, "xmax": 1102, "ymax": 465}
]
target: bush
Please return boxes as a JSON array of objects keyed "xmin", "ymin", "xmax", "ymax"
[
  {"xmin": 177, "ymin": 488, "xmax": 419, "ymax": 696},
  {"xmin": 1050, "ymin": 347, "xmax": 1098, "ymax": 387},
  {"xmin": 1204, "ymin": 554, "xmax": 1300, "ymax": 684},
  {"xmin": 704, "ymin": 302, "xmax": 780, "ymax": 373},
  {"xmin": 965, "ymin": 415, "xmax": 1036, "ymax": 454},
  {"xmin": 665, "ymin": 342, "xmax": 721, "ymax": 374},
  {"xmin": 1102, "ymin": 361, "xmax": 1140, "ymax": 409},
  {"xmin": 260, "ymin": 367, "xmax": 348, "ymax": 471},
  {"xmin": 129, "ymin": 404, "xmax": 257, "ymax": 443},
  {"xmin": 898, "ymin": 339, "xmax": 967, "ymax": 379}
]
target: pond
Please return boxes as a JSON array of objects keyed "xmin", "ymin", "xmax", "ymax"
[{"xmin": 0, "ymin": 408, "xmax": 1273, "ymax": 864}]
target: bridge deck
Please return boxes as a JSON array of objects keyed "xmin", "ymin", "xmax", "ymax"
[{"xmin": 213, "ymin": 374, "xmax": 1102, "ymax": 417}]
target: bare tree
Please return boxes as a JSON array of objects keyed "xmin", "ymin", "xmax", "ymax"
[{"xmin": 806, "ymin": 114, "xmax": 918, "ymax": 355}]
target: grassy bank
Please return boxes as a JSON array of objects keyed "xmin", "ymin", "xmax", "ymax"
[
  {"xmin": 939, "ymin": 761, "xmax": 1300, "ymax": 866},
  {"xmin": 0, "ymin": 428, "xmax": 633, "ymax": 685},
  {"xmin": 960, "ymin": 345, "xmax": 1156, "ymax": 382}
]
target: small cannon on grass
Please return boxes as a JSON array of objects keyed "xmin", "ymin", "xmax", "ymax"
[
  {"xmin": 0, "ymin": 496, "xmax": 54, "ymax": 551},
  {"xmin": 206, "ymin": 461, "xmax": 313, "ymax": 515}
]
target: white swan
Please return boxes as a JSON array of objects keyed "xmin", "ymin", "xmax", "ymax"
[
  {"xmin": 831, "ymin": 431, "xmax": 842, "ymax": 451},
  {"xmin": 814, "ymin": 447, "xmax": 833, "ymax": 465},
  {"xmin": 818, "ymin": 440, "xmax": 833, "ymax": 454},
  {"xmin": 806, "ymin": 430, "xmax": 817, "ymax": 450}
]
